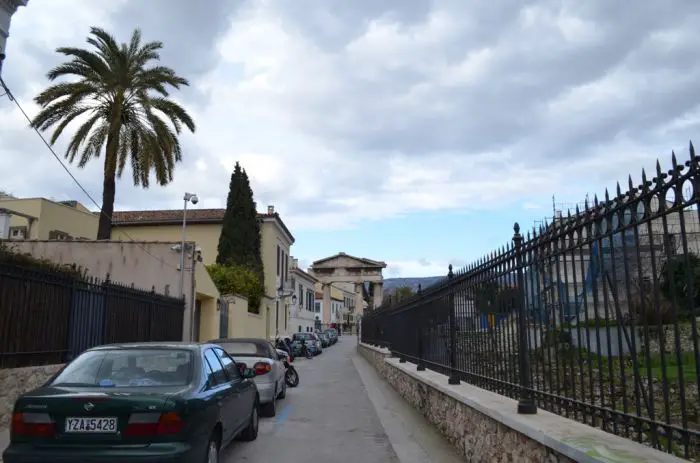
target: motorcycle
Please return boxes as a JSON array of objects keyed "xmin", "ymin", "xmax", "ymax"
[{"xmin": 277, "ymin": 348, "xmax": 299, "ymax": 388}]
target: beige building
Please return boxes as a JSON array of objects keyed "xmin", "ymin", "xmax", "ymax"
[
  {"xmin": 0, "ymin": 195, "xmax": 98, "ymax": 241},
  {"xmin": 111, "ymin": 205, "xmax": 295, "ymax": 340}
]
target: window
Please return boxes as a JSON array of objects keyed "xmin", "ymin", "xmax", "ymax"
[
  {"xmin": 204, "ymin": 349, "xmax": 228, "ymax": 386},
  {"xmin": 9, "ymin": 226, "xmax": 27, "ymax": 240},
  {"xmin": 299, "ymin": 284, "xmax": 303, "ymax": 306},
  {"xmin": 213, "ymin": 347, "xmax": 240, "ymax": 382},
  {"xmin": 52, "ymin": 349, "xmax": 193, "ymax": 388},
  {"xmin": 307, "ymin": 291, "xmax": 313, "ymax": 312},
  {"xmin": 284, "ymin": 253, "xmax": 288, "ymax": 282},
  {"xmin": 315, "ymin": 301, "xmax": 321, "ymax": 313},
  {"xmin": 298, "ymin": 325, "xmax": 302, "ymax": 332},
  {"xmin": 276, "ymin": 245, "xmax": 280, "ymax": 276}
]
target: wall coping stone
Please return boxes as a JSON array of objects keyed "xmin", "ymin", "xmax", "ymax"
[
  {"xmin": 379, "ymin": 349, "xmax": 684, "ymax": 463},
  {"xmin": 359, "ymin": 342, "xmax": 391, "ymax": 356}
]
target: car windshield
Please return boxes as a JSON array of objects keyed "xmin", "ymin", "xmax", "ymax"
[
  {"xmin": 52, "ymin": 348, "xmax": 193, "ymax": 388},
  {"xmin": 217, "ymin": 341, "xmax": 268, "ymax": 357},
  {"xmin": 294, "ymin": 333, "xmax": 312, "ymax": 340}
]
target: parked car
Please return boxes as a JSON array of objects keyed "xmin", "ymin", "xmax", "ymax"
[
  {"xmin": 318, "ymin": 332, "xmax": 331, "ymax": 348},
  {"xmin": 293, "ymin": 332, "xmax": 322, "ymax": 356},
  {"xmin": 2, "ymin": 342, "xmax": 259, "ymax": 463},
  {"xmin": 212, "ymin": 338, "xmax": 286, "ymax": 417},
  {"xmin": 324, "ymin": 329, "xmax": 338, "ymax": 344}
]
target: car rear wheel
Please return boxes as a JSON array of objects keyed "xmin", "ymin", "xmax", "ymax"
[
  {"xmin": 239, "ymin": 400, "xmax": 259, "ymax": 441},
  {"xmin": 205, "ymin": 432, "xmax": 220, "ymax": 463},
  {"xmin": 261, "ymin": 388, "xmax": 277, "ymax": 417}
]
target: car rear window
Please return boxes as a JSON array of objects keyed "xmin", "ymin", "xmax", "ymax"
[
  {"xmin": 52, "ymin": 349, "xmax": 193, "ymax": 388},
  {"xmin": 217, "ymin": 341, "xmax": 268, "ymax": 357}
]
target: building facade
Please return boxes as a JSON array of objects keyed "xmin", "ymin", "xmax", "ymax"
[
  {"xmin": 0, "ymin": 196, "xmax": 98, "ymax": 241},
  {"xmin": 111, "ymin": 205, "xmax": 295, "ymax": 341},
  {"xmin": 288, "ymin": 258, "xmax": 318, "ymax": 333}
]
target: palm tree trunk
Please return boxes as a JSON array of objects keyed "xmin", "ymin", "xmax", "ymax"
[{"xmin": 96, "ymin": 130, "xmax": 119, "ymax": 240}]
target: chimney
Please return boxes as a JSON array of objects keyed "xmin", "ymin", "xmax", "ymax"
[
  {"xmin": 267, "ymin": 205, "xmax": 275, "ymax": 214},
  {"xmin": 292, "ymin": 258, "xmax": 299, "ymax": 269}
]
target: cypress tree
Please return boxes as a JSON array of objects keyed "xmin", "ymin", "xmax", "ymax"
[{"xmin": 216, "ymin": 162, "xmax": 263, "ymax": 275}]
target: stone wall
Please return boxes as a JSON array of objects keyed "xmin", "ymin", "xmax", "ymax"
[
  {"xmin": 358, "ymin": 342, "xmax": 686, "ymax": 463},
  {"xmin": 0, "ymin": 364, "xmax": 64, "ymax": 428}
]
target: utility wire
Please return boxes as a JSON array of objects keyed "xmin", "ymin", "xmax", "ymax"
[{"xmin": 0, "ymin": 76, "xmax": 184, "ymax": 271}]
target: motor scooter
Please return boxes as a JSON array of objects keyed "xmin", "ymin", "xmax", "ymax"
[{"xmin": 276, "ymin": 348, "xmax": 299, "ymax": 387}]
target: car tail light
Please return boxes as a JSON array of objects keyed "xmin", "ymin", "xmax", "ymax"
[
  {"xmin": 11, "ymin": 412, "xmax": 56, "ymax": 438},
  {"xmin": 125, "ymin": 412, "xmax": 183, "ymax": 437},
  {"xmin": 253, "ymin": 362, "xmax": 272, "ymax": 375}
]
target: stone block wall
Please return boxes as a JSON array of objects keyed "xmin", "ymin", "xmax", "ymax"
[
  {"xmin": 358, "ymin": 344, "xmax": 569, "ymax": 462},
  {"xmin": 0, "ymin": 364, "xmax": 64, "ymax": 428},
  {"xmin": 357, "ymin": 342, "xmax": 685, "ymax": 463}
]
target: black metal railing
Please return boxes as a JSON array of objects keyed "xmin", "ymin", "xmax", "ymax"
[
  {"xmin": 0, "ymin": 263, "xmax": 185, "ymax": 368},
  {"xmin": 362, "ymin": 143, "xmax": 700, "ymax": 460}
]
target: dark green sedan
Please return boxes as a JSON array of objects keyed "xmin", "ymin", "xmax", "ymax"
[{"xmin": 2, "ymin": 342, "xmax": 260, "ymax": 463}]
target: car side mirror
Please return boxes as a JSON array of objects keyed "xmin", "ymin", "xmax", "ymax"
[
  {"xmin": 243, "ymin": 368, "xmax": 256, "ymax": 379},
  {"xmin": 236, "ymin": 362, "xmax": 247, "ymax": 375}
]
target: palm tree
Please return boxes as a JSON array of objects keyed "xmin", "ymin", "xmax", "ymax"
[{"xmin": 31, "ymin": 27, "xmax": 196, "ymax": 239}]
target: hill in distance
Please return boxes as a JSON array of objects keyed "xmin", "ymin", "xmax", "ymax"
[{"xmin": 382, "ymin": 276, "xmax": 444, "ymax": 295}]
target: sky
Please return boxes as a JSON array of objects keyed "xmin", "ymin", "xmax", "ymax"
[{"xmin": 1, "ymin": 0, "xmax": 699, "ymax": 278}]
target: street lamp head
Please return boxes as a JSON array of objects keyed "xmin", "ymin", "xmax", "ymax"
[{"xmin": 292, "ymin": 294, "xmax": 297, "ymax": 304}]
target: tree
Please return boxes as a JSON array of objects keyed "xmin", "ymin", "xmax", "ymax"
[
  {"xmin": 216, "ymin": 162, "xmax": 263, "ymax": 273},
  {"xmin": 30, "ymin": 27, "xmax": 195, "ymax": 239},
  {"xmin": 207, "ymin": 264, "xmax": 264, "ymax": 314},
  {"xmin": 394, "ymin": 286, "xmax": 414, "ymax": 302}
]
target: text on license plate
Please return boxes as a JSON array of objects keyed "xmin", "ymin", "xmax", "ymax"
[{"xmin": 65, "ymin": 417, "xmax": 118, "ymax": 433}]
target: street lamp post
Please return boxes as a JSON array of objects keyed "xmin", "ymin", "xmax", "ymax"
[
  {"xmin": 179, "ymin": 192, "xmax": 198, "ymax": 340},
  {"xmin": 0, "ymin": 0, "xmax": 29, "ymax": 77}
]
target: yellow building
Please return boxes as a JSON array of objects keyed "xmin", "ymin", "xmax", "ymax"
[
  {"xmin": 111, "ymin": 205, "xmax": 295, "ymax": 341},
  {"xmin": 0, "ymin": 195, "xmax": 98, "ymax": 241}
]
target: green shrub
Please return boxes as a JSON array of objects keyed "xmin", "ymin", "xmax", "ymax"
[{"xmin": 206, "ymin": 263, "xmax": 263, "ymax": 313}]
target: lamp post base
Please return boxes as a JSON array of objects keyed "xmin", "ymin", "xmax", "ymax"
[
  {"xmin": 517, "ymin": 398, "xmax": 537, "ymax": 414},
  {"xmin": 448, "ymin": 374, "xmax": 460, "ymax": 385}
]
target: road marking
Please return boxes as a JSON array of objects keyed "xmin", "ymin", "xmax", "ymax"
[{"xmin": 276, "ymin": 404, "xmax": 291, "ymax": 424}]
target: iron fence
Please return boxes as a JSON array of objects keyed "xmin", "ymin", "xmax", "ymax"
[
  {"xmin": 0, "ymin": 263, "xmax": 185, "ymax": 368},
  {"xmin": 362, "ymin": 144, "xmax": 700, "ymax": 460}
]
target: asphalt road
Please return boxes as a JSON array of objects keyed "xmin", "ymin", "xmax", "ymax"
[{"xmin": 222, "ymin": 336, "xmax": 463, "ymax": 463}]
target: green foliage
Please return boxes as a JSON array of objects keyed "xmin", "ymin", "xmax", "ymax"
[
  {"xmin": 0, "ymin": 242, "xmax": 86, "ymax": 280},
  {"xmin": 660, "ymin": 253, "xmax": 700, "ymax": 320},
  {"xmin": 394, "ymin": 286, "xmax": 414, "ymax": 302},
  {"xmin": 207, "ymin": 263, "xmax": 263, "ymax": 314},
  {"xmin": 216, "ymin": 162, "xmax": 263, "ymax": 272},
  {"xmin": 473, "ymin": 281, "xmax": 519, "ymax": 314},
  {"xmin": 30, "ymin": 27, "xmax": 195, "ymax": 239}
]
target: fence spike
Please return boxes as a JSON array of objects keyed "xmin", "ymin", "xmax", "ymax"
[
  {"xmin": 672, "ymin": 150, "xmax": 678, "ymax": 169},
  {"xmin": 655, "ymin": 158, "xmax": 662, "ymax": 176},
  {"xmin": 616, "ymin": 181, "xmax": 622, "ymax": 197},
  {"xmin": 690, "ymin": 140, "xmax": 696, "ymax": 160},
  {"xmin": 641, "ymin": 168, "xmax": 648, "ymax": 188},
  {"xmin": 448, "ymin": 264, "xmax": 454, "ymax": 278},
  {"xmin": 593, "ymin": 194, "xmax": 599, "ymax": 206},
  {"xmin": 628, "ymin": 174, "xmax": 634, "ymax": 191},
  {"xmin": 105, "ymin": 272, "xmax": 111, "ymax": 283}
]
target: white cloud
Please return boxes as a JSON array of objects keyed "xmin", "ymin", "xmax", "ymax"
[{"xmin": 1, "ymin": 0, "xmax": 700, "ymax": 236}]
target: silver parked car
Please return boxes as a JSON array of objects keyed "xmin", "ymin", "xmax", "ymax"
[{"xmin": 212, "ymin": 338, "xmax": 286, "ymax": 417}]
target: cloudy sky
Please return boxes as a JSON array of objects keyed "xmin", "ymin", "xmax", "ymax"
[{"xmin": 1, "ymin": 0, "xmax": 699, "ymax": 278}]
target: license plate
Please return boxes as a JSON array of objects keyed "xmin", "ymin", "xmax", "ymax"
[{"xmin": 65, "ymin": 417, "xmax": 118, "ymax": 433}]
